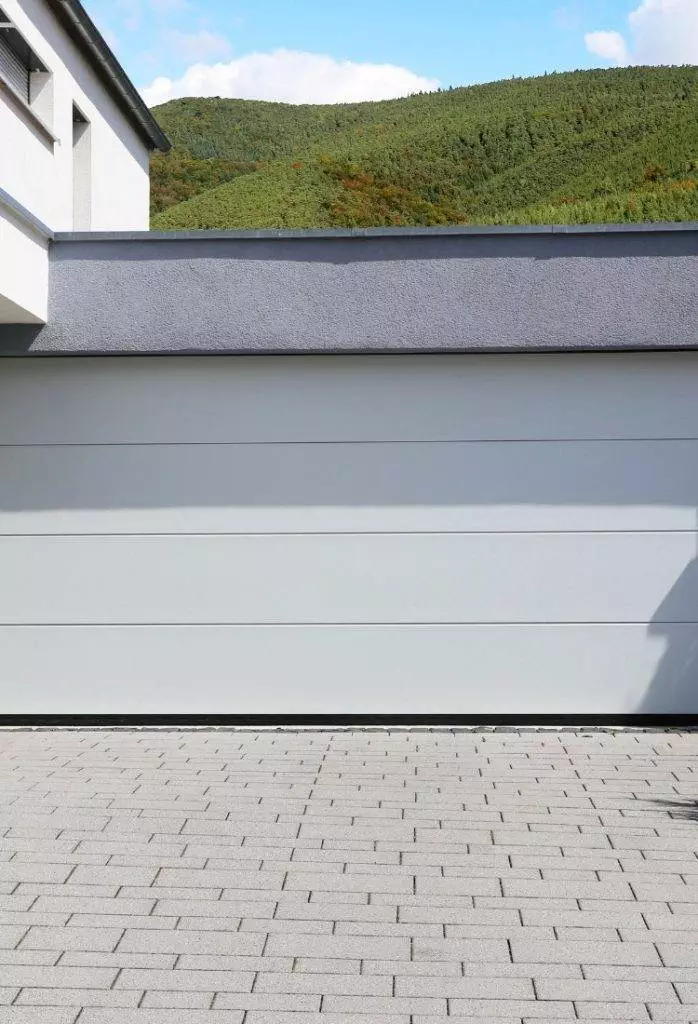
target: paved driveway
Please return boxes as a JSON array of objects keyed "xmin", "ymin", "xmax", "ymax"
[{"xmin": 0, "ymin": 727, "xmax": 697, "ymax": 1023}]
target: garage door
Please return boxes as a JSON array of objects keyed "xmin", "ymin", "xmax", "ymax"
[{"xmin": 1, "ymin": 351, "xmax": 697, "ymax": 714}]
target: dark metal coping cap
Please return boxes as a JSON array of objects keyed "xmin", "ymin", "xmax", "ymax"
[{"xmin": 45, "ymin": 0, "xmax": 170, "ymax": 152}]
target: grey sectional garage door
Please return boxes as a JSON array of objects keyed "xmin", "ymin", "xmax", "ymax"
[{"xmin": 1, "ymin": 352, "xmax": 697, "ymax": 714}]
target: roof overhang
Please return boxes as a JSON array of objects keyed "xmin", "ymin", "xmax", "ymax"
[{"xmin": 45, "ymin": 0, "xmax": 170, "ymax": 152}]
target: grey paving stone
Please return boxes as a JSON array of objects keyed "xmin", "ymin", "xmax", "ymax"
[
  {"xmin": 520, "ymin": 909, "xmax": 647, "ymax": 929},
  {"xmin": 0, "ymin": 864, "xmax": 73, "ymax": 884},
  {"xmin": 141, "ymin": 992, "xmax": 213, "ymax": 1008},
  {"xmin": 117, "ymin": 929, "xmax": 264, "ymax": 955},
  {"xmin": 510, "ymin": 939, "xmax": 661, "ymax": 965},
  {"xmin": 155, "ymin": 868, "xmax": 284, "ymax": 890},
  {"xmin": 412, "ymin": 938, "xmax": 510, "ymax": 961},
  {"xmin": 254, "ymin": 973, "xmax": 391, "ymax": 994},
  {"xmin": 213, "ymin": 994, "xmax": 321, "ymax": 1011},
  {"xmin": 321, "ymin": 995, "xmax": 446, "ymax": 1014},
  {"xmin": 237, "ymin": 917, "xmax": 332, "ymax": 935},
  {"xmin": 502, "ymin": 880, "xmax": 635, "ymax": 900},
  {"xmin": 583, "ymin": 965, "xmax": 698, "ymax": 982},
  {"xmin": 534, "ymin": 978, "xmax": 679, "ymax": 1002},
  {"xmin": 121, "ymin": 886, "xmax": 224, "ymax": 902},
  {"xmin": 1, "ymin": 727, "xmax": 698, "ymax": 1022},
  {"xmin": 0, "ymin": 950, "xmax": 61, "ymax": 966},
  {"xmin": 415, "ymin": 877, "xmax": 502, "ymax": 896},
  {"xmin": 114, "ymin": 969, "xmax": 254, "ymax": 991},
  {"xmin": 68, "ymin": 866, "xmax": 159, "ymax": 887},
  {"xmin": 156, "ymin": 906, "xmax": 235, "ymax": 927},
  {"xmin": 0, "ymin": 913, "xmax": 66, "ymax": 929},
  {"xmin": 449, "ymin": 999, "xmax": 575, "ymax": 1017},
  {"xmin": 572, "ymin": 1004, "xmax": 650, "ymax": 1020},
  {"xmin": 30, "ymin": 897, "xmax": 156, "ymax": 916},
  {"xmin": 265, "ymin": 933, "xmax": 410, "ymax": 959},
  {"xmin": 12, "ymin": 884, "xmax": 120, "ymax": 899},
  {"xmin": 0, "ymin": 966, "xmax": 117, "ymax": 988},
  {"xmin": 396, "ymin": 906, "xmax": 516, "ymax": 925},
  {"xmin": 0, "ymin": 1010, "xmax": 80, "ymax": 1023},
  {"xmin": 334, "ymin": 921, "xmax": 444, "ymax": 937},
  {"xmin": 15, "ymin": 989, "xmax": 141, "ymax": 1008},
  {"xmin": 78, "ymin": 1014, "xmax": 244, "ymax": 1024},
  {"xmin": 412, "ymin": 1018, "xmax": 523, "ymax": 1024},
  {"xmin": 20, "ymin": 927, "xmax": 123, "ymax": 951},
  {"xmin": 283, "ymin": 871, "xmax": 412, "ymax": 894},
  {"xmin": 396, "ymin": 977, "xmax": 534, "ymax": 997},
  {"xmin": 244, "ymin": 1016, "xmax": 410, "ymax": 1024},
  {"xmin": 68, "ymin": 914, "xmax": 178, "ymax": 930},
  {"xmin": 176, "ymin": 954, "xmax": 292, "ymax": 971},
  {"xmin": 151, "ymin": 898, "xmax": 274, "ymax": 918},
  {"xmin": 60, "ymin": 952, "xmax": 177, "ymax": 969}
]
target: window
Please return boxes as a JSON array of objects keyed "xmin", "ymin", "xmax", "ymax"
[
  {"xmin": 0, "ymin": 7, "xmax": 48, "ymax": 103},
  {"xmin": 72, "ymin": 104, "xmax": 91, "ymax": 229}
]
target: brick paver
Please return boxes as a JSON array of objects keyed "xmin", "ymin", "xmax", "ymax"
[{"xmin": 0, "ymin": 726, "xmax": 696, "ymax": 1023}]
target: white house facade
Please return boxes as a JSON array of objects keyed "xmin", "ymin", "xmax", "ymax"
[{"xmin": 0, "ymin": 0, "xmax": 168, "ymax": 322}]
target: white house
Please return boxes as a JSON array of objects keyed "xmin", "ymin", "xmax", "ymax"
[{"xmin": 0, "ymin": 0, "xmax": 168, "ymax": 323}]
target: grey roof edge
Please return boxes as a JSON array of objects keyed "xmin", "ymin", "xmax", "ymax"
[
  {"xmin": 45, "ymin": 0, "xmax": 170, "ymax": 152},
  {"xmin": 0, "ymin": 185, "xmax": 53, "ymax": 240},
  {"xmin": 53, "ymin": 221, "xmax": 698, "ymax": 243},
  {"xmin": 4, "ymin": 341, "xmax": 698, "ymax": 358}
]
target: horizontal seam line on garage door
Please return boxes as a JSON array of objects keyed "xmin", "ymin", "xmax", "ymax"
[
  {"xmin": 1, "ymin": 530, "xmax": 696, "ymax": 537},
  {"xmin": 3, "ymin": 437, "xmax": 698, "ymax": 447},
  {"xmin": 2, "ymin": 621, "xmax": 697, "ymax": 627}
]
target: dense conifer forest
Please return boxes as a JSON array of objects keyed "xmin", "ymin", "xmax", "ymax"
[{"xmin": 150, "ymin": 66, "xmax": 698, "ymax": 229}]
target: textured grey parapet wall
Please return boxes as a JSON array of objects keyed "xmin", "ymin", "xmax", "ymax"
[{"xmin": 2, "ymin": 224, "xmax": 698, "ymax": 354}]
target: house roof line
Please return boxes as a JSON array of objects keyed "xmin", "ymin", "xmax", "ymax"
[
  {"xmin": 45, "ymin": 0, "xmax": 170, "ymax": 152},
  {"xmin": 0, "ymin": 184, "xmax": 53, "ymax": 240},
  {"xmin": 52, "ymin": 222, "xmax": 698, "ymax": 243}
]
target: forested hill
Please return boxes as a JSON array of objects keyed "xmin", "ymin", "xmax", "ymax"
[{"xmin": 150, "ymin": 66, "xmax": 698, "ymax": 230}]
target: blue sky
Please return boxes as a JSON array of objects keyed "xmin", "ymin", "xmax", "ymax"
[{"xmin": 82, "ymin": 0, "xmax": 698, "ymax": 106}]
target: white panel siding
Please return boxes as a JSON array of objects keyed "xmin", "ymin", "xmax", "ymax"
[
  {"xmin": 0, "ymin": 439, "xmax": 696, "ymax": 535},
  {"xmin": 0, "ymin": 623, "xmax": 690, "ymax": 714},
  {"xmin": 2, "ymin": 352, "xmax": 698, "ymax": 444},
  {"xmin": 1, "ymin": 533, "xmax": 696, "ymax": 626},
  {"xmin": 1, "ymin": 352, "xmax": 697, "ymax": 714}
]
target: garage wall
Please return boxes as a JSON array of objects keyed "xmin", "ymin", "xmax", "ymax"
[
  {"xmin": 2, "ymin": 225, "xmax": 698, "ymax": 355},
  {"xmin": 0, "ymin": 351, "xmax": 697, "ymax": 714}
]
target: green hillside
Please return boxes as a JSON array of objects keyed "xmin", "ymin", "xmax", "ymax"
[{"xmin": 150, "ymin": 67, "xmax": 698, "ymax": 230}]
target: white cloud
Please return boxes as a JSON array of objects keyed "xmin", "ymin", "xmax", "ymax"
[
  {"xmin": 585, "ymin": 0, "xmax": 698, "ymax": 66},
  {"xmin": 585, "ymin": 30, "xmax": 629, "ymax": 64},
  {"xmin": 166, "ymin": 29, "xmax": 232, "ymax": 63},
  {"xmin": 140, "ymin": 48, "xmax": 440, "ymax": 107}
]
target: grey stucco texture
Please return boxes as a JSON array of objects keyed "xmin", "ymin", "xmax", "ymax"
[{"xmin": 2, "ymin": 225, "xmax": 698, "ymax": 354}]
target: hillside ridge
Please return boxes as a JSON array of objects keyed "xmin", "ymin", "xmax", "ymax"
[{"xmin": 150, "ymin": 66, "xmax": 698, "ymax": 229}]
